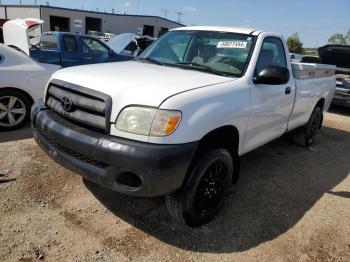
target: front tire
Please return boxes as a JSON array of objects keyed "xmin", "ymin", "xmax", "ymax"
[
  {"xmin": 292, "ymin": 106, "xmax": 323, "ymax": 147},
  {"xmin": 166, "ymin": 149, "xmax": 234, "ymax": 227},
  {"xmin": 0, "ymin": 90, "xmax": 32, "ymax": 131}
]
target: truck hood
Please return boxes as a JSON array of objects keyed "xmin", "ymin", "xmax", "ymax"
[
  {"xmin": 51, "ymin": 61, "xmax": 235, "ymax": 107},
  {"xmin": 3, "ymin": 18, "xmax": 44, "ymax": 55}
]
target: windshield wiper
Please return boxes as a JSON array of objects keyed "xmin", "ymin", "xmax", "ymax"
[
  {"xmin": 137, "ymin": 57, "xmax": 164, "ymax": 65},
  {"xmin": 174, "ymin": 62, "xmax": 232, "ymax": 77}
]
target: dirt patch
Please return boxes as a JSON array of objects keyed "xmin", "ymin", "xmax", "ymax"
[
  {"xmin": 301, "ymin": 226, "xmax": 348, "ymax": 262},
  {"xmin": 103, "ymin": 228, "xmax": 153, "ymax": 258}
]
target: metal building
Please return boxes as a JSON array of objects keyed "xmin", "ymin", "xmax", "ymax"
[{"xmin": 0, "ymin": 5, "xmax": 183, "ymax": 38}]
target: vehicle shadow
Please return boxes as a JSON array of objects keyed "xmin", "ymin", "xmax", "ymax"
[
  {"xmin": 84, "ymin": 126, "xmax": 350, "ymax": 253},
  {"xmin": 328, "ymin": 191, "xmax": 350, "ymax": 199},
  {"xmin": 0, "ymin": 178, "xmax": 16, "ymax": 184},
  {"xmin": 0, "ymin": 123, "xmax": 32, "ymax": 143}
]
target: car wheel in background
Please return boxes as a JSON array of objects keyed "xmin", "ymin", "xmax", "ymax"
[{"xmin": 0, "ymin": 90, "xmax": 32, "ymax": 131}]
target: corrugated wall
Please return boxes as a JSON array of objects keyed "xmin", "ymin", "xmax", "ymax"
[
  {"xmin": 0, "ymin": 7, "xmax": 6, "ymax": 19},
  {"xmin": 41, "ymin": 7, "xmax": 181, "ymax": 37},
  {"xmin": 5, "ymin": 6, "xmax": 40, "ymax": 19},
  {"xmin": 102, "ymin": 15, "xmax": 182, "ymax": 37},
  {"xmin": 0, "ymin": 6, "xmax": 182, "ymax": 37}
]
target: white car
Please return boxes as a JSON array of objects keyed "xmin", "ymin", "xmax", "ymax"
[
  {"xmin": 32, "ymin": 26, "xmax": 336, "ymax": 226},
  {"xmin": 0, "ymin": 44, "xmax": 60, "ymax": 130}
]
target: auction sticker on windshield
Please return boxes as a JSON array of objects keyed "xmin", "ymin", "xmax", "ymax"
[{"xmin": 217, "ymin": 41, "xmax": 248, "ymax": 49}]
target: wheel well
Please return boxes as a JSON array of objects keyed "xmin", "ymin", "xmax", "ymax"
[
  {"xmin": 196, "ymin": 126, "xmax": 239, "ymax": 157},
  {"xmin": 187, "ymin": 126, "xmax": 240, "ymax": 183},
  {"xmin": 0, "ymin": 87, "xmax": 34, "ymax": 105},
  {"xmin": 316, "ymin": 98, "xmax": 325, "ymax": 111},
  {"xmin": 316, "ymin": 98, "xmax": 325, "ymax": 128}
]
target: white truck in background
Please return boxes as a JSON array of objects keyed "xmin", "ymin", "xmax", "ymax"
[{"xmin": 31, "ymin": 26, "xmax": 336, "ymax": 227}]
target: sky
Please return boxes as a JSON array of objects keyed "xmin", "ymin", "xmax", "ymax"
[{"xmin": 1, "ymin": 0, "xmax": 349, "ymax": 47}]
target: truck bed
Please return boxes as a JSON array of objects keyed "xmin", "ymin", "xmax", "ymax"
[
  {"xmin": 288, "ymin": 63, "xmax": 336, "ymax": 130},
  {"xmin": 291, "ymin": 62, "xmax": 336, "ymax": 79}
]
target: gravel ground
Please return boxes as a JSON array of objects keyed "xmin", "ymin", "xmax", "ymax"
[{"xmin": 0, "ymin": 106, "xmax": 350, "ymax": 262}]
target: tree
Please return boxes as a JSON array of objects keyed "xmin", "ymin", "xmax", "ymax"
[
  {"xmin": 345, "ymin": 29, "xmax": 350, "ymax": 45},
  {"xmin": 287, "ymin": 33, "xmax": 304, "ymax": 54},
  {"xmin": 328, "ymin": 33, "xmax": 347, "ymax": 45}
]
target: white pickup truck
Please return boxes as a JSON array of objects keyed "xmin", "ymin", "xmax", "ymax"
[{"xmin": 31, "ymin": 26, "xmax": 336, "ymax": 227}]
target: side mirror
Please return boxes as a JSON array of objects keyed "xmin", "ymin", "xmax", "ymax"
[{"xmin": 253, "ymin": 66, "xmax": 290, "ymax": 85}]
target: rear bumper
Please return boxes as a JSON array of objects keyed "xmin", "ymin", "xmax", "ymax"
[{"xmin": 31, "ymin": 100, "xmax": 198, "ymax": 197}]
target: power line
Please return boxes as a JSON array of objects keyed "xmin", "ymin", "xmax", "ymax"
[
  {"xmin": 161, "ymin": 8, "xmax": 170, "ymax": 19},
  {"xmin": 175, "ymin": 11, "xmax": 184, "ymax": 24}
]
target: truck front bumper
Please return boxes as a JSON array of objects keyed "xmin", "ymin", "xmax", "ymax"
[
  {"xmin": 31, "ymin": 101, "xmax": 198, "ymax": 197},
  {"xmin": 332, "ymin": 89, "xmax": 350, "ymax": 107}
]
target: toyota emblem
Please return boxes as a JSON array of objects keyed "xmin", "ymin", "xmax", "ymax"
[{"xmin": 61, "ymin": 96, "xmax": 74, "ymax": 112}]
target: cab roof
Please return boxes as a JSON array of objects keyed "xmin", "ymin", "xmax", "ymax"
[{"xmin": 172, "ymin": 26, "xmax": 264, "ymax": 35}]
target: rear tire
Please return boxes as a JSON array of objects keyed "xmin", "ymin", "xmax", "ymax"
[
  {"xmin": 166, "ymin": 149, "xmax": 234, "ymax": 227},
  {"xmin": 0, "ymin": 90, "xmax": 32, "ymax": 131},
  {"xmin": 292, "ymin": 106, "xmax": 323, "ymax": 147}
]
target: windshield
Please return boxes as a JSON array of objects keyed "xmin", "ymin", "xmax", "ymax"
[{"xmin": 139, "ymin": 30, "xmax": 255, "ymax": 77}]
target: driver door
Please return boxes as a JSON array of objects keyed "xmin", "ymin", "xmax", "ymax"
[{"xmin": 244, "ymin": 37, "xmax": 295, "ymax": 153}]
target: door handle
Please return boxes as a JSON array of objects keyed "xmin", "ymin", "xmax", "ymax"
[{"xmin": 285, "ymin": 87, "xmax": 291, "ymax": 95}]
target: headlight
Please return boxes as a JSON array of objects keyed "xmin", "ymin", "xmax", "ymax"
[
  {"xmin": 116, "ymin": 106, "xmax": 181, "ymax": 136},
  {"xmin": 116, "ymin": 107, "xmax": 156, "ymax": 136}
]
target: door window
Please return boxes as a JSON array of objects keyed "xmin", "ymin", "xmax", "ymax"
[
  {"xmin": 40, "ymin": 34, "xmax": 58, "ymax": 49},
  {"xmin": 62, "ymin": 35, "xmax": 78, "ymax": 52},
  {"xmin": 82, "ymin": 38, "xmax": 110, "ymax": 56},
  {"xmin": 256, "ymin": 37, "xmax": 287, "ymax": 73}
]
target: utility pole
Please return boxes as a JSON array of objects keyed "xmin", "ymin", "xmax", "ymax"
[
  {"xmin": 176, "ymin": 11, "xmax": 184, "ymax": 24},
  {"xmin": 161, "ymin": 8, "xmax": 170, "ymax": 19},
  {"xmin": 135, "ymin": 0, "xmax": 141, "ymax": 15}
]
